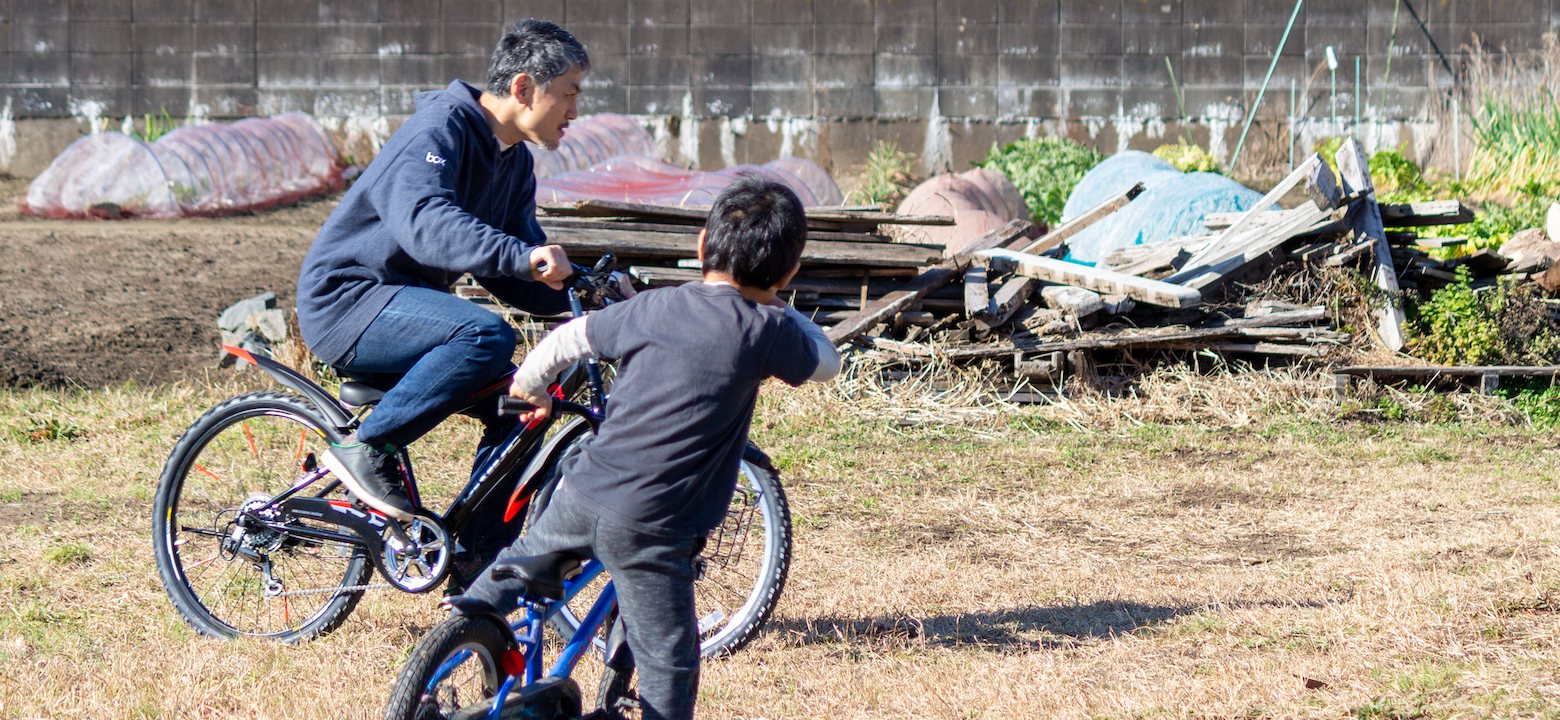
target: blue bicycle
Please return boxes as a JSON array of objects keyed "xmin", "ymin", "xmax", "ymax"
[{"xmin": 382, "ymin": 529, "xmax": 639, "ymax": 720}]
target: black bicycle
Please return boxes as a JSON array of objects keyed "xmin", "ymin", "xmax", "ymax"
[{"xmin": 152, "ymin": 256, "xmax": 792, "ymax": 654}]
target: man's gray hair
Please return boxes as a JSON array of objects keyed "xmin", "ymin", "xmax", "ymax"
[{"xmin": 486, "ymin": 19, "xmax": 590, "ymax": 97}]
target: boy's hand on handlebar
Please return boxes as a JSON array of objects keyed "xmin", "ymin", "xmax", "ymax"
[
  {"xmin": 529, "ymin": 245, "xmax": 573, "ymax": 290},
  {"xmin": 504, "ymin": 381, "xmax": 553, "ymax": 423}
]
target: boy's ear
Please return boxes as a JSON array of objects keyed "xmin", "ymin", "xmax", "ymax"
[
  {"xmin": 696, "ymin": 229, "xmax": 706, "ymax": 262},
  {"xmin": 774, "ymin": 261, "xmax": 802, "ymax": 291}
]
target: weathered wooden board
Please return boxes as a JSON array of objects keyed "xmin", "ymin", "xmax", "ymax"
[
  {"xmin": 1335, "ymin": 137, "xmax": 1406, "ymax": 351},
  {"xmin": 539, "ymin": 216, "xmax": 895, "ymax": 243},
  {"xmin": 1180, "ymin": 154, "xmax": 1321, "ymax": 270},
  {"xmin": 1378, "ymin": 200, "xmax": 1475, "ymax": 227},
  {"xmin": 544, "ymin": 226, "xmax": 944, "ymax": 267},
  {"xmin": 823, "ymin": 219, "xmax": 1033, "ymax": 344},
  {"xmin": 538, "ymin": 198, "xmax": 956, "ymax": 228},
  {"xmin": 1017, "ymin": 181, "xmax": 1145, "ymax": 256},
  {"xmin": 977, "ymin": 248, "xmax": 1203, "ymax": 309},
  {"xmin": 976, "ymin": 277, "xmax": 1039, "ymax": 328}
]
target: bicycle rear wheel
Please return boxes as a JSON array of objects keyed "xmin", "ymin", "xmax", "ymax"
[
  {"xmin": 539, "ymin": 445, "xmax": 792, "ymax": 657},
  {"xmin": 152, "ymin": 391, "xmax": 371, "ymax": 642}
]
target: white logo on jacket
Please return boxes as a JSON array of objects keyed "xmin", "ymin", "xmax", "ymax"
[{"xmin": 425, "ymin": 152, "xmax": 447, "ymax": 165}]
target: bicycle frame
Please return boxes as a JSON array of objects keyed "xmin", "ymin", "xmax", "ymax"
[
  {"xmin": 220, "ymin": 284, "xmax": 608, "ymax": 591},
  {"xmin": 428, "ymin": 560, "xmax": 617, "ymax": 720}
]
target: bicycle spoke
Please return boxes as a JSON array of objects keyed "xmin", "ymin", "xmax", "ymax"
[
  {"xmin": 185, "ymin": 552, "xmax": 221, "ymax": 572},
  {"xmin": 243, "ymin": 422, "xmax": 258, "ymax": 458}
]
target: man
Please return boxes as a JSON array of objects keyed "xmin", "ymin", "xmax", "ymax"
[{"xmin": 296, "ymin": 20, "xmax": 588, "ymax": 524}]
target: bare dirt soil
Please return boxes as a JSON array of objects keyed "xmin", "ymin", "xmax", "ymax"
[{"xmin": 0, "ymin": 175, "xmax": 341, "ymax": 388}]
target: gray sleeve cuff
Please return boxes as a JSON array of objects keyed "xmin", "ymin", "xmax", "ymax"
[{"xmin": 512, "ymin": 316, "xmax": 597, "ymax": 396}]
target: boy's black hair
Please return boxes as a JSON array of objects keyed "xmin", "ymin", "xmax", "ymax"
[
  {"xmin": 486, "ymin": 19, "xmax": 590, "ymax": 97},
  {"xmin": 702, "ymin": 174, "xmax": 808, "ymax": 289}
]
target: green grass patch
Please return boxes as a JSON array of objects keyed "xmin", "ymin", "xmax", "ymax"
[{"xmin": 978, "ymin": 137, "xmax": 1103, "ymax": 225}]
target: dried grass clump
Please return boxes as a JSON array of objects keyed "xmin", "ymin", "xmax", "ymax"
[
  {"xmin": 1462, "ymin": 33, "xmax": 1560, "ymax": 199},
  {"xmin": 771, "ymin": 352, "xmax": 1010, "ymax": 427}
]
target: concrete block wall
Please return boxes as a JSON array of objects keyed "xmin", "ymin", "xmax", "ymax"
[{"xmin": 1, "ymin": 0, "xmax": 1556, "ymax": 176}]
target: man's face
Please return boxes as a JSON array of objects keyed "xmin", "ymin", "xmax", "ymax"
[{"xmin": 514, "ymin": 65, "xmax": 583, "ymax": 151}]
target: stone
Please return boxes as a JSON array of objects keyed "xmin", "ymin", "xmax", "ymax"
[
  {"xmin": 1040, "ymin": 285, "xmax": 1104, "ymax": 317},
  {"xmin": 1495, "ymin": 227, "xmax": 1560, "ymax": 268},
  {"xmin": 218, "ymin": 291, "xmax": 278, "ymax": 332},
  {"xmin": 248, "ymin": 308, "xmax": 288, "ymax": 343}
]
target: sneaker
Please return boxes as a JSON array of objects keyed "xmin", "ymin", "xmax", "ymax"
[{"xmin": 323, "ymin": 436, "xmax": 416, "ymax": 521}]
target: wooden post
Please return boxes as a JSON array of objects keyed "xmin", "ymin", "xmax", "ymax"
[
  {"xmin": 963, "ymin": 264, "xmax": 991, "ymax": 316},
  {"xmin": 1335, "ymin": 138, "xmax": 1407, "ymax": 352}
]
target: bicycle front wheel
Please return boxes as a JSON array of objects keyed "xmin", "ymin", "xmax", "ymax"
[
  {"xmin": 383, "ymin": 615, "xmax": 509, "ymax": 720},
  {"xmin": 152, "ymin": 391, "xmax": 371, "ymax": 642},
  {"xmin": 542, "ymin": 448, "xmax": 793, "ymax": 657}
]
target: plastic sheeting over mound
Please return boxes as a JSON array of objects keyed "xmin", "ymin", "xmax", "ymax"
[
  {"xmin": 532, "ymin": 113, "xmax": 655, "ymax": 179},
  {"xmin": 893, "ymin": 167, "xmax": 1029, "ymax": 256},
  {"xmin": 1059, "ymin": 150, "xmax": 1266, "ymax": 266},
  {"xmin": 536, "ymin": 154, "xmax": 844, "ymax": 207},
  {"xmin": 23, "ymin": 112, "xmax": 343, "ymax": 219}
]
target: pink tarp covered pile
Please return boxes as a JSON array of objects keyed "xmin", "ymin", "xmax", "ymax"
[
  {"xmin": 537, "ymin": 154, "xmax": 843, "ymax": 208},
  {"xmin": 533, "ymin": 114, "xmax": 841, "ymax": 207},
  {"xmin": 893, "ymin": 167, "xmax": 1029, "ymax": 255},
  {"xmin": 23, "ymin": 112, "xmax": 343, "ymax": 219},
  {"xmin": 532, "ymin": 113, "xmax": 655, "ymax": 178}
]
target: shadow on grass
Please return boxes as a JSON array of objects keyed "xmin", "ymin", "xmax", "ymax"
[{"xmin": 770, "ymin": 598, "xmax": 1330, "ymax": 652}]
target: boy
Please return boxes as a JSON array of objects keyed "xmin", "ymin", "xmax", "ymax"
[{"xmin": 460, "ymin": 175, "xmax": 841, "ymax": 720}]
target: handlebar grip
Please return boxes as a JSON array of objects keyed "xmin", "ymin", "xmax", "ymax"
[{"xmin": 497, "ymin": 396, "xmax": 537, "ymax": 417}]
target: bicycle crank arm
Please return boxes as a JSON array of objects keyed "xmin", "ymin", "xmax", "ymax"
[{"xmin": 282, "ymin": 497, "xmax": 453, "ymax": 594}]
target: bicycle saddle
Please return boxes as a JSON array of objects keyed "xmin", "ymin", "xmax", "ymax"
[
  {"xmin": 489, "ymin": 551, "xmax": 586, "ymax": 601},
  {"xmin": 338, "ymin": 382, "xmax": 387, "ymax": 407}
]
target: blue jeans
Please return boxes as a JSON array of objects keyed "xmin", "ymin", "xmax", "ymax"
[{"xmin": 336, "ymin": 285, "xmax": 517, "ymax": 459}]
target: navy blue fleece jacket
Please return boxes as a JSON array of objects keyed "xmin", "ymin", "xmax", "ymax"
[{"xmin": 297, "ymin": 79, "xmax": 569, "ymax": 365}]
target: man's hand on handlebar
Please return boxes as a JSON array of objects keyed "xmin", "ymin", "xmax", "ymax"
[{"xmin": 529, "ymin": 245, "xmax": 573, "ymax": 290}]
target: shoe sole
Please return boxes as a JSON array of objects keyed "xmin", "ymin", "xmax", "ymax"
[{"xmin": 321, "ymin": 449, "xmax": 416, "ymax": 522}]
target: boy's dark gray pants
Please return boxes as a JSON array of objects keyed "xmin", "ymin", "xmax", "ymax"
[{"xmin": 461, "ymin": 482, "xmax": 702, "ymax": 720}]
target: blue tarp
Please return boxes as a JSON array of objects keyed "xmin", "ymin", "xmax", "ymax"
[{"xmin": 1059, "ymin": 150, "xmax": 1267, "ymax": 266}]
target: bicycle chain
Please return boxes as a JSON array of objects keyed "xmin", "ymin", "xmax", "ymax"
[{"xmin": 272, "ymin": 582, "xmax": 394, "ymax": 598}]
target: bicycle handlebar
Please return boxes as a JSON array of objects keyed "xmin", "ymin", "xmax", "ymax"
[{"xmin": 497, "ymin": 395, "xmax": 594, "ymax": 420}]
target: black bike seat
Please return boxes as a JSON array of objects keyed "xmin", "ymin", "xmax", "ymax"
[
  {"xmin": 339, "ymin": 382, "xmax": 387, "ymax": 407},
  {"xmin": 489, "ymin": 551, "xmax": 586, "ymax": 601}
]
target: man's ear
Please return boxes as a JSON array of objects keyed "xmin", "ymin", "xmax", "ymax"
[
  {"xmin": 510, "ymin": 73, "xmax": 532, "ymax": 105},
  {"xmin": 696, "ymin": 229, "xmax": 706, "ymax": 263}
]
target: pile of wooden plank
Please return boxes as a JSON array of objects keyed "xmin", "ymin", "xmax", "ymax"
[
  {"xmin": 456, "ymin": 138, "xmax": 1532, "ymax": 391},
  {"xmin": 458, "ymin": 197, "xmax": 992, "ymax": 328}
]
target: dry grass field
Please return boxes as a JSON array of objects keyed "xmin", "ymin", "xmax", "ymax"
[{"xmin": 2, "ymin": 367, "xmax": 1559, "ymax": 719}]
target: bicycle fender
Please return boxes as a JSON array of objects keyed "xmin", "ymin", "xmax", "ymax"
[
  {"xmin": 742, "ymin": 442, "xmax": 773, "ymax": 469},
  {"xmin": 502, "ymin": 415, "xmax": 594, "ymax": 523},
  {"xmin": 222, "ymin": 345, "xmax": 353, "ymax": 430}
]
